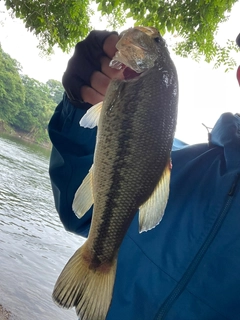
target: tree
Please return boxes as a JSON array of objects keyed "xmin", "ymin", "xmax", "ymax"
[
  {"xmin": 3, "ymin": 0, "xmax": 240, "ymax": 68},
  {"xmin": 0, "ymin": 45, "xmax": 62, "ymax": 143},
  {"xmin": 0, "ymin": 44, "xmax": 25, "ymax": 122},
  {"xmin": 46, "ymin": 79, "xmax": 64, "ymax": 104},
  {"xmin": 13, "ymin": 75, "xmax": 57, "ymax": 142}
]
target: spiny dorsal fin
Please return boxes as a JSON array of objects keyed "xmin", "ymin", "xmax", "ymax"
[
  {"xmin": 72, "ymin": 166, "xmax": 94, "ymax": 218},
  {"xmin": 139, "ymin": 161, "xmax": 171, "ymax": 232},
  {"xmin": 80, "ymin": 101, "xmax": 103, "ymax": 128}
]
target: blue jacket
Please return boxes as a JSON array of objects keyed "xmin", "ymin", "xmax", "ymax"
[{"xmin": 48, "ymin": 93, "xmax": 240, "ymax": 320}]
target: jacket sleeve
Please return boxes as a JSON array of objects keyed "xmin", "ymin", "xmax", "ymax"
[{"xmin": 48, "ymin": 93, "xmax": 96, "ymax": 237}]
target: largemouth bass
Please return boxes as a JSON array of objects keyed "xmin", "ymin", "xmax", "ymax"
[{"xmin": 52, "ymin": 26, "xmax": 178, "ymax": 320}]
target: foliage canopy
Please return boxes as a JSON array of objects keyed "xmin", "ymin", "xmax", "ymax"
[{"xmin": 2, "ymin": 0, "xmax": 240, "ymax": 68}]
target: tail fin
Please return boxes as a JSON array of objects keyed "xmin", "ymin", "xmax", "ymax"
[{"xmin": 52, "ymin": 242, "xmax": 117, "ymax": 320}]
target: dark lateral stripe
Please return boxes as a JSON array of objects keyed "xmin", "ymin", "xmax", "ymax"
[{"xmin": 92, "ymin": 112, "xmax": 135, "ymax": 261}]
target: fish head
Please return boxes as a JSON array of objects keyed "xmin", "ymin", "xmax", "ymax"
[{"xmin": 110, "ymin": 26, "xmax": 168, "ymax": 75}]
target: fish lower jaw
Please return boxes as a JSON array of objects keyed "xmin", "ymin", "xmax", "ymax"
[
  {"xmin": 109, "ymin": 59, "xmax": 125, "ymax": 70},
  {"xmin": 109, "ymin": 59, "xmax": 142, "ymax": 80}
]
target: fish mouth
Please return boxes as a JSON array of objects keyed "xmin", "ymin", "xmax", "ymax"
[
  {"xmin": 110, "ymin": 59, "xmax": 143, "ymax": 80},
  {"xmin": 123, "ymin": 67, "xmax": 142, "ymax": 80},
  {"xmin": 109, "ymin": 27, "xmax": 158, "ymax": 79}
]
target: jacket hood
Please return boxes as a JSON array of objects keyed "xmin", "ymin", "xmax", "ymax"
[{"xmin": 210, "ymin": 112, "xmax": 240, "ymax": 170}]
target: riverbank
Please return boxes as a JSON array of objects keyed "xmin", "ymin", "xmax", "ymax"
[
  {"xmin": 0, "ymin": 120, "xmax": 51, "ymax": 149},
  {"xmin": 0, "ymin": 305, "xmax": 11, "ymax": 320}
]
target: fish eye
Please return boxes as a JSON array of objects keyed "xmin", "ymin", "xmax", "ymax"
[{"xmin": 154, "ymin": 36, "xmax": 168, "ymax": 49}]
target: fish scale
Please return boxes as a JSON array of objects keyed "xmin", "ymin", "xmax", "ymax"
[{"xmin": 53, "ymin": 26, "xmax": 178, "ymax": 320}]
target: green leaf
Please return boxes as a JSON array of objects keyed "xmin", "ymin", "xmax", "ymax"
[
  {"xmin": 166, "ymin": 19, "xmax": 172, "ymax": 33},
  {"xmin": 2, "ymin": 0, "xmax": 239, "ymax": 68}
]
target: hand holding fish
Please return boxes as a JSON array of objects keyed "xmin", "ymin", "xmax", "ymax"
[{"xmin": 62, "ymin": 31, "xmax": 124, "ymax": 106}]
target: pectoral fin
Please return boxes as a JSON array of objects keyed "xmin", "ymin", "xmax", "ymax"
[
  {"xmin": 72, "ymin": 166, "xmax": 94, "ymax": 218},
  {"xmin": 139, "ymin": 162, "xmax": 171, "ymax": 233},
  {"xmin": 79, "ymin": 101, "xmax": 103, "ymax": 128}
]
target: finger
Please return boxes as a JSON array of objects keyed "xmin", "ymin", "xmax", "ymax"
[
  {"xmin": 86, "ymin": 31, "xmax": 118, "ymax": 60},
  {"xmin": 62, "ymin": 31, "xmax": 118, "ymax": 104},
  {"xmin": 62, "ymin": 53, "xmax": 96, "ymax": 101},
  {"xmin": 103, "ymin": 33, "xmax": 119, "ymax": 58},
  {"xmin": 90, "ymin": 71, "xmax": 111, "ymax": 96},
  {"xmin": 100, "ymin": 56, "xmax": 124, "ymax": 80},
  {"xmin": 81, "ymin": 86, "xmax": 104, "ymax": 105}
]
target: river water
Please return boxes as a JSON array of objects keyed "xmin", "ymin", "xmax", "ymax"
[{"xmin": 0, "ymin": 134, "xmax": 85, "ymax": 320}]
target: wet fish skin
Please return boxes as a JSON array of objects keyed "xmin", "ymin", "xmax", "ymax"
[{"xmin": 52, "ymin": 26, "xmax": 178, "ymax": 320}]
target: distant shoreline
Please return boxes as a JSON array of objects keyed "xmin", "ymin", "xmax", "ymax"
[{"xmin": 0, "ymin": 120, "xmax": 51, "ymax": 150}]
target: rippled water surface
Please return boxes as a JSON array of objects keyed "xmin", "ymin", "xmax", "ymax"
[{"xmin": 0, "ymin": 134, "xmax": 85, "ymax": 320}]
